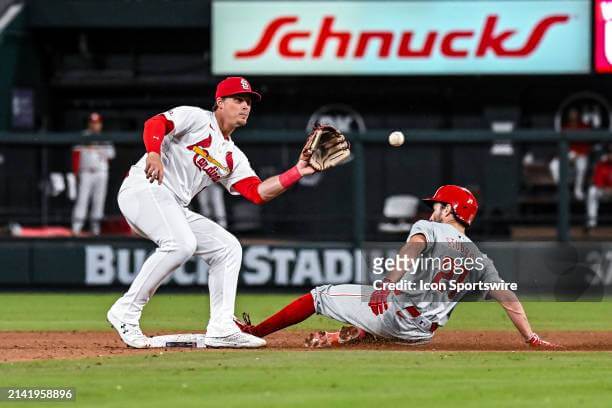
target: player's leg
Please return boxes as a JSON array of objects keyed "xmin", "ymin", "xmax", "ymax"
[
  {"xmin": 89, "ymin": 172, "xmax": 108, "ymax": 235},
  {"xmin": 196, "ymin": 189, "xmax": 212, "ymax": 218},
  {"xmin": 237, "ymin": 285, "xmax": 378, "ymax": 339},
  {"xmin": 309, "ymin": 284, "xmax": 434, "ymax": 346},
  {"xmin": 72, "ymin": 172, "xmax": 93, "ymax": 234},
  {"xmin": 238, "ymin": 293, "xmax": 316, "ymax": 338},
  {"xmin": 549, "ymin": 157, "xmax": 560, "ymax": 183},
  {"xmin": 210, "ymin": 184, "xmax": 227, "ymax": 228},
  {"xmin": 108, "ymin": 181, "xmax": 197, "ymax": 347},
  {"xmin": 574, "ymin": 155, "xmax": 587, "ymax": 201},
  {"xmin": 310, "ymin": 284, "xmax": 388, "ymax": 336},
  {"xmin": 587, "ymin": 185, "xmax": 601, "ymax": 228},
  {"xmin": 186, "ymin": 210, "xmax": 264, "ymax": 347}
]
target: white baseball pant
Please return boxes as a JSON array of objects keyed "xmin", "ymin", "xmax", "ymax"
[
  {"xmin": 113, "ymin": 174, "xmax": 242, "ymax": 337},
  {"xmin": 311, "ymin": 284, "xmax": 434, "ymax": 343},
  {"xmin": 549, "ymin": 153, "xmax": 588, "ymax": 200},
  {"xmin": 587, "ymin": 185, "xmax": 612, "ymax": 228},
  {"xmin": 72, "ymin": 171, "xmax": 109, "ymax": 235}
]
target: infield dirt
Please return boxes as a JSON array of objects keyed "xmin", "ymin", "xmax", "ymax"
[{"xmin": 1, "ymin": 330, "xmax": 611, "ymax": 362}]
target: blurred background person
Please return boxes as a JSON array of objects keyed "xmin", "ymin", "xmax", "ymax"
[
  {"xmin": 71, "ymin": 112, "xmax": 116, "ymax": 235},
  {"xmin": 196, "ymin": 184, "xmax": 227, "ymax": 229},
  {"xmin": 586, "ymin": 153, "xmax": 612, "ymax": 229},
  {"xmin": 550, "ymin": 108, "xmax": 591, "ymax": 201}
]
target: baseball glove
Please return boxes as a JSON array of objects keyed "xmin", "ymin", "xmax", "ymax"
[{"xmin": 301, "ymin": 125, "xmax": 351, "ymax": 171}]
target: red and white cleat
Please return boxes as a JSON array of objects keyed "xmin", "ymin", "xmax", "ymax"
[
  {"xmin": 527, "ymin": 333, "xmax": 563, "ymax": 350},
  {"xmin": 304, "ymin": 331, "xmax": 335, "ymax": 348},
  {"xmin": 234, "ymin": 312, "xmax": 257, "ymax": 335},
  {"xmin": 304, "ymin": 326, "xmax": 367, "ymax": 348}
]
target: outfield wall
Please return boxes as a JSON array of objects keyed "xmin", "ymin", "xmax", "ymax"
[{"xmin": 0, "ymin": 239, "xmax": 609, "ymax": 299}]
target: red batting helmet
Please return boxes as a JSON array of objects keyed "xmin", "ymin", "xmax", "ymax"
[{"xmin": 423, "ymin": 185, "xmax": 478, "ymax": 226}]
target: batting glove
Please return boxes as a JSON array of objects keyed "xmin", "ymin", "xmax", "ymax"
[{"xmin": 368, "ymin": 278, "xmax": 393, "ymax": 316}]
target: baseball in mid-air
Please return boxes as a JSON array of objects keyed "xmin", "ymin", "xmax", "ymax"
[{"xmin": 388, "ymin": 131, "xmax": 405, "ymax": 147}]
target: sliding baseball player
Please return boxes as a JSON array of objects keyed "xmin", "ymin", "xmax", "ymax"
[
  {"xmin": 107, "ymin": 76, "xmax": 350, "ymax": 348},
  {"xmin": 236, "ymin": 185, "xmax": 560, "ymax": 349}
]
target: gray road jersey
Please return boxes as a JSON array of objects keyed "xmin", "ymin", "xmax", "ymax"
[{"xmin": 401, "ymin": 220, "xmax": 503, "ymax": 326}]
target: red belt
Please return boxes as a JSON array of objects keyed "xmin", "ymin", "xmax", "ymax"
[{"xmin": 403, "ymin": 306, "xmax": 438, "ymax": 332}]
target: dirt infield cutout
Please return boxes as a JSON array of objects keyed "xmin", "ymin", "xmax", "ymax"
[{"xmin": 1, "ymin": 330, "xmax": 611, "ymax": 362}]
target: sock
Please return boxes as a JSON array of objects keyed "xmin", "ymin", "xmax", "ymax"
[{"xmin": 253, "ymin": 293, "xmax": 315, "ymax": 337}]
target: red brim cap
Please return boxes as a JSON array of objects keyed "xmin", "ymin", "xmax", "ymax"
[
  {"xmin": 215, "ymin": 76, "xmax": 262, "ymax": 102},
  {"xmin": 227, "ymin": 90, "xmax": 262, "ymax": 102}
]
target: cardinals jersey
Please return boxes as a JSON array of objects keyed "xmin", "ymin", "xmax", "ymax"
[
  {"xmin": 73, "ymin": 140, "xmax": 115, "ymax": 173},
  {"xmin": 131, "ymin": 106, "xmax": 257, "ymax": 206}
]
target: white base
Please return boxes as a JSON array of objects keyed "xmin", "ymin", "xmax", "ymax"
[{"xmin": 149, "ymin": 333, "xmax": 207, "ymax": 348}]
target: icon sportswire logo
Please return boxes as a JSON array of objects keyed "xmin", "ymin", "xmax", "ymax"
[{"xmin": 234, "ymin": 15, "xmax": 570, "ymax": 59}]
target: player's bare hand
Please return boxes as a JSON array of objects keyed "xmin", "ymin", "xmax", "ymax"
[
  {"xmin": 145, "ymin": 152, "xmax": 164, "ymax": 185},
  {"xmin": 299, "ymin": 133, "xmax": 315, "ymax": 162},
  {"xmin": 296, "ymin": 159, "xmax": 317, "ymax": 176},
  {"xmin": 526, "ymin": 333, "xmax": 562, "ymax": 349}
]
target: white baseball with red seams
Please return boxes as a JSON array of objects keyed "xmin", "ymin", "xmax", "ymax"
[{"xmin": 110, "ymin": 106, "xmax": 257, "ymax": 339}]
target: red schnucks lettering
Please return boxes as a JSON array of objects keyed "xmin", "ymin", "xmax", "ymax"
[
  {"xmin": 235, "ymin": 16, "xmax": 298, "ymax": 58},
  {"xmin": 234, "ymin": 14, "xmax": 570, "ymax": 60},
  {"xmin": 313, "ymin": 16, "xmax": 351, "ymax": 58},
  {"xmin": 397, "ymin": 32, "xmax": 437, "ymax": 57},
  {"xmin": 476, "ymin": 15, "xmax": 568, "ymax": 57},
  {"xmin": 279, "ymin": 31, "xmax": 310, "ymax": 57},
  {"xmin": 440, "ymin": 31, "xmax": 473, "ymax": 57},
  {"xmin": 355, "ymin": 32, "xmax": 394, "ymax": 57}
]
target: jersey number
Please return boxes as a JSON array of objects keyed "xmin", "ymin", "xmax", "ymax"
[{"xmin": 431, "ymin": 257, "xmax": 469, "ymax": 300}]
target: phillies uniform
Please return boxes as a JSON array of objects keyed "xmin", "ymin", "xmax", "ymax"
[
  {"xmin": 311, "ymin": 220, "xmax": 503, "ymax": 342},
  {"xmin": 71, "ymin": 134, "xmax": 116, "ymax": 235},
  {"xmin": 587, "ymin": 159, "xmax": 612, "ymax": 228},
  {"xmin": 111, "ymin": 106, "xmax": 257, "ymax": 338}
]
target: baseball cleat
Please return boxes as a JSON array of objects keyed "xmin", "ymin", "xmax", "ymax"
[
  {"xmin": 304, "ymin": 331, "xmax": 336, "ymax": 348},
  {"xmin": 526, "ymin": 333, "xmax": 563, "ymax": 349},
  {"xmin": 106, "ymin": 309, "xmax": 151, "ymax": 349},
  {"xmin": 233, "ymin": 312, "xmax": 257, "ymax": 335},
  {"xmin": 305, "ymin": 326, "xmax": 367, "ymax": 348},
  {"xmin": 204, "ymin": 331, "xmax": 266, "ymax": 348}
]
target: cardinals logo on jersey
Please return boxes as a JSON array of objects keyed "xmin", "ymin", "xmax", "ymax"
[{"xmin": 187, "ymin": 136, "xmax": 234, "ymax": 182}]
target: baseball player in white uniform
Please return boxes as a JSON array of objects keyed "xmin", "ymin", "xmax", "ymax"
[
  {"xmin": 107, "ymin": 77, "xmax": 318, "ymax": 348},
  {"xmin": 236, "ymin": 185, "xmax": 560, "ymax": 349},
  {"xmin": 196, "ymin": 183, "xmax": 227, "ymax": 228},
  {"xmin": 72, "ymin": 112, "xmax": 116, "ymax": 235}
]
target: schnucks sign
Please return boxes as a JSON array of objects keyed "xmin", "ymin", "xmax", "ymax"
[
  {"xmin": 212, "ymin": 1, "xmax": 590, "ymax": 75},
  {"xmin": 595, "ymin": 0, "xmax": 612, "ymax": 73}
]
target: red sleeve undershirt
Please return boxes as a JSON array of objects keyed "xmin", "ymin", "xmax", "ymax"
[
  {"xmin": 233, "ymin": 176, "xmax": 265, "ymax": 205},
  {"xmin": 72, "ymin": 149, "xmax": 80, "ymax": 174},
  {"xmin": 143, "ymin": 114, "xmax": 175, "ymax": 153}
]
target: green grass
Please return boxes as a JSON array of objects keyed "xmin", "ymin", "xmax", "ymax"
[
  {"xmin": 0, "ymin": 292, "xmax": 610, "ymax": 332},
  {"xmin": 0, "ymin": 293, "xmax": 611, "ymax": 407},
  {"xmin": 1, "ymin": 351, "xmax": 612, "ymax": 408}
]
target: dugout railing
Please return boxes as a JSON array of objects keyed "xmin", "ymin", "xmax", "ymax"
[{"xmin": 1, "ymin": 129, "xmax": 612, "ymax": 244}]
